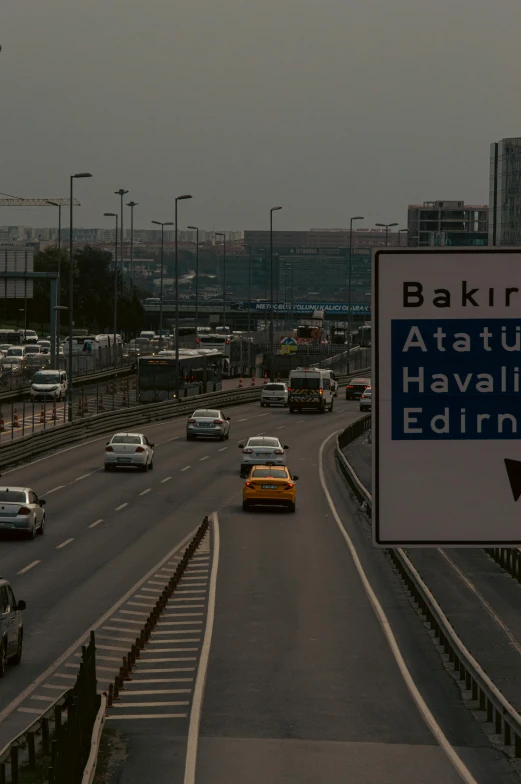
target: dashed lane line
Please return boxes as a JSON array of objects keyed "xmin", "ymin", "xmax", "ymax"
[
  {"xmin": 161, "ymin": 477, "xmax": 172, "ymax": 483},
  {"xmin": 88, "ymin": 519, "xmax": 103, "ymax": 529},
  {"xmin": 217, "ymin": 447, "xmax": 227, "ymax": 452},
  {"xmin": 139, "ymin": 488, "xmax": 152, "ymax": 496},
  {"xmin": 45, "ymin": 486, "xmax": 64, "ymax": 495},
  {"xmin": 56, "ymin": 538, "xmax": 74, "ymax": 550},
  {"xmin": 181, "ymin": 466, "xmax": 191, "ymax": 472},
  {"xmin": 107, "ymin": 713, "xmax": 187, "ymax": 720},
  {"xmin": 17, "ymin": 560, "xmax": 40, "ymax": 576},
  {"xmin": 199, "ymin": 456, "xmax": 209, "ymax": 461},
  {"xmin": 115, "ymin": 503, "xmax": 128, "ymax": 511}
]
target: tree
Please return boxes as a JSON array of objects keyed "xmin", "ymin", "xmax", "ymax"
[{"xmin": 117, "ymin": 289, "xmax": 145, "ymax": 337}]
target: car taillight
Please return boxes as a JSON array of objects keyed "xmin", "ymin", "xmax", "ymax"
[
  {"xmin": 188, "ymin": 418, "xmax": 196, "ymax": 423},
  {"xmin": 213, "ymin": 419, "xmax": 223, "ymax": 424},
  {"xmin": 245, "ymin": 481, "xmax": 254, "ymax": 488},
  {"xmin": 105, "ymin": 446, "xmax": 114, "ymax": 452},
  {"xmin": 274, "ymin": 449, "xmax": 284, "ymax": 455},
  {"xmin": 18, "ymin": 507, "xmax": 31, "ymax": 515},
  {"xmin": 284, "ymin": 483, "xmax": 294, "ymax": 490},
  {"xmin": 287, "ymin": 387, "xmax": 291, "ymax": 392},
  {"xmin": 347, "ymin": 385, "xmax": 353, "ymax": 388},
  {"xmin": 135, "ymin": 446, "xmax": 145, "ymax": 453},
  {"xmin": 243, "ymin": 448, "xmax": 253, "ymax": 454}
]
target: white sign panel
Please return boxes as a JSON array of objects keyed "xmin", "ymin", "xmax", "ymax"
[
  {"xmin": 373, "ymin": 248, "xmax": 521, "ymax": 546},
  {"xmin": 0, "ymin": 247, "xmax": 34, "ymax": 299}
]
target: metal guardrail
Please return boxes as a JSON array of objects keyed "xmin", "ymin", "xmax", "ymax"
[
  {"xmin": 335, "ymin": 420, "xmax": 521, "ymax": 758},
  {"xmin": 0, "ymin": 633, "xmax": 100, "ymax": 784},
  {"xmin": 0, "ymin": 364, "xmax": 134, "ymax": 404},
  {"xmin": 0, "ymin": 387, "xmax": 262, "ymax": 471}
]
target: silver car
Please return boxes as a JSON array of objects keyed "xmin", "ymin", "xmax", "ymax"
[
  {"xmin": 0, "ymin": 577, "xmax": 26, "ymax": 675},
  {"xmin": 260, "ymin": 382, "xmax": 289, "ymax": 407},
  {"xmin": 360, "ymin": 387, "xmax": 372, "ymax": 412},
  {"xmin": 238, "ymin": 436, "xmax": 289, "ymax": 477},
  {"xmin": 105, "ymin": 433, "xmax": 155, "ymax": 472},
  {"xmin": 0, "ymin": 487, "xmax": 46, "ymax": 539},
  {"xmin": 186, "ymin": 409, "xmax": 231, "ymax": 442}
]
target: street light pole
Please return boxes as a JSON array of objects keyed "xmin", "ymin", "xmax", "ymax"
[
  {"xmin": 127, "ymin": 201, "xmax": 138, "ymax": 290},
  {"xmin": 269, "ymin": 206, "xmax": 282, "ymax": 382},
  {"xmin": 187, "ymin": 225, "xmax": 199, "ymax": 332},
  {"xmin": 347, "ymin": 215, "xmax": 364, "ymax": 373},
  {"xmin": 151, "ymin": 221, "xmax": 174, "ymax": 347},
  {"xmin": 215, "ymin": 232, "xmax": 226, "ymax": 329},
  {"xmin": 242, "ymin": 243, "xmax": 252, "ymax": 371},
  {"xmin": 47, "ymin": 201, "xmax": 63, "ymax": 358},
  {"xmin": 376, "ymin": 222, "xmax": 398, "ymax": 247},
  {"xmin": 104, "ymin": 213, "xmax": 119, "ymax": 366},
  {"xmin": 174, "ymin": 195, "xmax": 193, "ymax": 400},
  {"xmin": 68, "ymin": 173, "xmax": 92, "ymax": 422},
  {"xmin": 115, "ymin": 189, "xmax": 129, "ymax": 288}
]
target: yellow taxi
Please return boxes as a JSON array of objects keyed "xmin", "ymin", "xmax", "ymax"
[{"xmin": 242, "ymin": 464, "xmax": 299, "ymax": 513}]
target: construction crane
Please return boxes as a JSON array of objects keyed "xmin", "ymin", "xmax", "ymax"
[{"xmin": 0, "ymin": 198, "xmax": 79, "ymax": 206}]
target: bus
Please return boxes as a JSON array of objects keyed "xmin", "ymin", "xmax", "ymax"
[
  {"xmin": 138, "ymin": 349, "xmax": 223, "ymax": 403},
  {"xmin": 196, "ymin": 333, "xmax": 251, "ymax": 377},
  {"xmin": 331, "ymin": 327, "xmax": 347, "ymax": 345},
  {"xmin": 359, "ymin": 325, "xmax": 371, "ymax": 347}
]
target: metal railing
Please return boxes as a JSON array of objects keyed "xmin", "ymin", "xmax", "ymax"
[
  {"xmin": 0, "ymin": 633, "xmax": 100, "ymax": 784},
  {"xmin": 335, "ymin": 420, "xmax": 521, "ymax": 757}
]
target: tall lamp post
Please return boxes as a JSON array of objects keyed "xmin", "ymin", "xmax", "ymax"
[
  {"xmin": 346, "ymin": 215, "xmax": 364, "ymax": 373},
  {"xmin": 68, "ymin": 173, "xmax": 92, "ymax": 422},
  {"xmin": 269, "ymin": 207, "xmax": 282, "ymax": 381},
  {"xmin": 47, "ymin": 201, "xmax": 63, "ymax": 357},
  {"xmin": 127, "ymin": 201, "xmax": 138, "ymax": 290},
  {"xmin": 398, "ymin": 228, "xmax": 409, "ymax": 247},
  {"xmin": 215, "ymin": 232, "xmax": 226, "ymax": 329},
  {"xmin": 376, "ymin": 221, "xmax": 398, "ymax": 247},
  {"xmin": 187, "ymin": 225, "xmax": 199, "ymax": 332},
  {"xmin": 242, "ymin": 243, "xmax": 252, "ymax": 371},
  {"xmin": 174, "ymin": 194, "xmax": 193, "ymax": 400},
  {"xmin": 114, "ymin": 189, "xmax": 129, "ymax": 287},
  {"xmin": 104, "ymin": 213, "xmax": 119, "ymax": 366},
  {"xmin": 151, "ymin": 220, "xmax": 174, "ymax": 346}
]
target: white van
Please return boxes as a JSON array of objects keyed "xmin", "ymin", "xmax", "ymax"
[
  {"xmin": 323, "ymin": 369, "xmax": 338, "ymax": 397},
  {"xmin": 30, "ymin": 369, "xmax": 68, "ymax": 401},
  {"xmin": 288, "ymin": 367, "xmax": 334, "ymax": 414},
  {"xmin": 140, "ymin": 331, "xmax": 156, "ymax": 341}
]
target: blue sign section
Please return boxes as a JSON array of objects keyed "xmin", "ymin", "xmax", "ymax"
[
  {"xmin": 392, "ymin": 319, "xmax": 521, "ymax": 440},
  {"xmin": 248, "ymin": 302, "xmax": 370, "ymax": 315}
]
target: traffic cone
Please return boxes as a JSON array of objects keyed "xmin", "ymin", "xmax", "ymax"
[
  {"xmin": 83, "ymin": 398, "xmax": 89, "ymax": 413},
  {"xmin": 251, "ymin": 375, "xmax": 256, "ymax": 386},
  {"xmin": 238, "ymin": 376, "xmax": 243, "ymax": 389},
  {"xmin": 40, "ymin": 404, "xmax": 45, "ymax": 423},
  {"xmin": 13, "ymin": 409, "xmax": 20, "ymax": 428},
  {"xmin": 50, "ymin": 404, "xmax": 57, "ymax": 421},
  {"xmin": 0, "ymin": 412, "xmax": 4, "ymax": 432},
  {"xmin": 264, "ymin": 372, "xmax": 268, "ymax": 385}
]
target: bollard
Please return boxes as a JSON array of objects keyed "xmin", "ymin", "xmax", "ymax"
[
  {"xmin": 515, "ymin": 732, "xmax": 521, "ymax": 757},
  {"xmin": 108, "ymin": 683, "xmax": 114, "ymax": 707},
  {"xmin": 42, "ymin": 717, "xmax": 50, "ymax": 755},
  {"xmin": 10, "ymin": 746, "xmax": 19, "ymax": 784},
  {"xmin": 123, "ymin": 656, "xmax": 130, "ymax": 680},
  {"xmin": 505, "ymin": 721, "xmax": 512, "ymax": 748},
  {"xmin": 0, "ymin": 762, "xmax": 6, "ymax": 784},
  {"xmin": 113, "ymin": 678, "xmax": 120, "ymax": 701},
  {"xmin": 27, "ymin": 731, "xmax": 36, "ymax": 769},
  {"xmin": 135, "ymin": 636, "xmax": 142, "ymax": 653}
]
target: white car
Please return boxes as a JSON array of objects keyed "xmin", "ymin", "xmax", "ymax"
[
  {"xmin": 238, "ymin": 436, "xmax": 289, "ymax": 477},
  {"xmin": 260, "ymin": 382, "xmax": 288, "ymax": 407},
  {"xmin": 0, "ymin": 487, "xmax": 46, "ymax": 539},
  {"xmin": 30, "ymin": 370, "xmax": 68, "ymax": 402},
  {"xmin": 186, "ymin": 409, "xmax": 231, "ymax": 441},
  {"xmin": 322, "ymin": 370, "xmax": 339, "ymax": 397},
  {"xmin": 360, "ymin": 388, "xmax": 372, "ymax": 412},
  {"xmin": 104, "ymin": 433, "xmax": 155, "ymax": 472}
]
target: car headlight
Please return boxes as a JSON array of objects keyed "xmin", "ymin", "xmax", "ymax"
[{"xmin": 49, "ymin": 386, "xmax": 59, "ymax": 391}]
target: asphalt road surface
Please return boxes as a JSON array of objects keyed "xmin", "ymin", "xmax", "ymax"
[{"xmin": 0, "ymin": 392, "xmax": 515, "ymax": 783}]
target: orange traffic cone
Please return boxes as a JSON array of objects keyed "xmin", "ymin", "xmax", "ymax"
[
  {"xmin": 251, "ymin": 375, "xmax": 256, "ymax": 386},
  {"xmin": 264, "ymin": 372, "xmax": 268, "ymax": 385},
  {"xmin": 40, "ymin": 404, "xmax": 45, "ymax": 423},
  {"xmin": 238, "ymin": 376, "xmax": 243, "ymax": 389},
  {"xmin": 13, "ymin": 408, "xmax": 20, "ymax": 428},
  {"xmin": 0, "ymin": 412, "xmax": 4, "ymax": 431}
]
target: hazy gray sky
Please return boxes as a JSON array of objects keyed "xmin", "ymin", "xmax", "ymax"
[{"xmin": 1, "ymin": 0, "xmax": 520, "ymax": 231}]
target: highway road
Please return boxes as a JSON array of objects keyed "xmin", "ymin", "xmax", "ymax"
[{"xmin": 0, "ymin": 391, "xmax": 515, "ymax": 782}]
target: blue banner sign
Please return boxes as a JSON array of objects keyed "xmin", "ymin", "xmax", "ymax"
[{"xmin": 249, "ymin": 302, "xmax": 370, "ymax": 315}]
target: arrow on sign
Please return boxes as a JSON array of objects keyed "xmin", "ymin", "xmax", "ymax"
[{"xmin": 504, "ymin": 459, "xmax": 521, "ymax": 502}]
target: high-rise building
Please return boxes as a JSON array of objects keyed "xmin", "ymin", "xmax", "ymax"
[
  {"xmin": 407, "ymin": 201, "xmax": 488, "ymax": 247},
  {"xmin": 489, "ymin": 138, "xmax": 521, "ymax": 246}
]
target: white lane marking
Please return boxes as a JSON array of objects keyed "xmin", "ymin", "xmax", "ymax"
[
  {"xmin": 130, "ymin": 678, "xmax": 194, "ymax": 683},
  {"xmin": 156, "ymin": 621, "xmax": 203, "ymax": 626},
  {"xmin": 120, "ymin": 610, "xmax": 148, "ymax": 617},
  {"xmin": 112, "ymin": 701, "xmax": 189, "ymax": 708},
  {"xmin": 0, "ymin": 529, "xmax": 198, "ymax": 726},
  {"xmin": 102, "ymin": 626, "xmax": 144, "ymax": 635},
  {"xmin": 42, "ymin": 684, "xmax": 70, "ymax": 690},
  {"xmin": 136, "ymin": 667, "xmax": 195, "ymax": 673},
  {"xmin": 45, "ymin": 486, "xmax": 64, "ymax": 495},
  {"xmin": 217, "ymin": 447, "xmax": 227, "ymax": 452},
  {"xmin": 184, "ymin": 512, "xmax": 220, "ymax": 784},
  {"xmin": 275, "ymin": 426, "xmax": 285, "ymax": 430},
  {"xmin": 88, "ymin": 519, "xmax": 103, "ymax": 529},
  {"xmin": 120, "ymin": 689, "xmax": 192, "ymax": 695},
  {"xmin": 137, "ymin": 657, "xmax": 196, "ymax": 663},
  {"xmin": 29, "ymin": 694, "xmax": 57, "ymax": 702},
  {"xmin": 161, "ymin": 477, "xmax": 172, "ymax": 483},
  {"xmin": 318, "ymin": 432, "xmax": 477, "ymax": 784},
  {"xmin": 181, "ymin": 466, "xmax": 191, "ymax": 472},
  {"xmin": 107, "ymin": 713, "xmax": 187, "ymax": 720},
  {"xmin": 127, "ymin": 602, "xmax": 154, "ymax": 608},
  {"xmin": 150, "ymin": 638, "xmax": 201, "ymax": 643},
  {"xmin": 141, "ymin": 647, "xmax": 198, "ymax": 653},
  {"xmin": 164, "ymin": 436, "xmax": 180, "ymax": 442},
  {"xmin": 256, "ymin": 413, "xmax": 270, "ymax": 418},
  {"xmin": 139, "ymin": 489, "xmax": 151, "ymax": 496},
  {"xmin": 53, "ymin": 673, "xmax": 76, "ymax": 680},
  {"xmin": 168, "ymin": 604, "xmax": 205, "ymax": 609},
  {"xmin": 115, "ymin": 503, "xmax": 128, "ymax": 511},
  {"xmin": 18, "ymin": 707, "xmax": 44, "ymax": 715},
  {"xmin": 439, "ymin": 550, "xmax": 521, "ymax": 656},
  {"xmin": 147, "ymin": 580, "xmax": 165, "ymax": 586},
  {"xmin": 98, "ymin": 635, "xmax": 136, "ymax": 644},
  {"xmin": 56, "ymin": 538, "xmax": 74, "ymax": 550},
  {"xmin": 74, "ymin": 473, "xmax": 90, "ymax": 482},
  {"xmin": 97, "ymin": 645, "xmax": 130, "ymax": 653},
  {"xmin": 199, "ymin": 456, "xmax": 209, "ymax": 462},
  {"xmin": 237, "ymin": 418, "xmax": 248, "ymax": 422},
  {"xmin": 110, "ymin": 617, "xmax": 143, "ymax": 625},
  {"xmin": 296, "ymin": 420, "xmax": 304, "ymax": 423},
  {"xmin": 17, "ymin": 560, "xmax": 40, "ymax": 576}
]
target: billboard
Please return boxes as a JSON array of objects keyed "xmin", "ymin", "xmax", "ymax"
[
  {"xmin": 249, "ymin": 302, "xmax": 370, "ymax": 315},
  {"xmin": 0, "ymin": 247, "xmax": 34, "ymax": 299}
]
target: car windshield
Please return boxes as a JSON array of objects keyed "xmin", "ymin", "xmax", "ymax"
[
  {"xmin": 251, "ymin": 469, "xmax": 288, "ymax": 479},
  {"xmin": 24, "ymin": 346, "xmax": 40, "ymax": 354},
  {"xmin": 290, "ymin": 376, "xmax": 320, "ymax": 389},
  {"xmin": 265, "ymin": 384, "xmax": 285, "ymax": 391},
  {"xmin": 7, "ymin": 348, "xmax": 23, "ymax": 356},
  {"xmin": 34, "ymin": 373, "xmax": 60, "ymax": 384},
  {"xmin": 193, "ymin": 410, "xmax": 219, "ymax": 418},
  {"xmin": 248, "ymin": 438, "xmax": 279, "ymax": 447},
  {"xmin": 0, "ymin": 490, "xmax": 26, "ymax": 502},
  {"xmin": 353, "ymin": 379, "xmax": 371, "ymax": 385},
  {"xmin": 111, "ymin": 435, "xmax": 142, "ymax": 444}
]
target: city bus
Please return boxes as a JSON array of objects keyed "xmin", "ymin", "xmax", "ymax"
[
  {"xmin": 196, "ymin": 333, "xmax": 251, "ymax": 377},
  {"xmin": 138, "ymin": 349, "xmax": 223, "ymax": 403}
]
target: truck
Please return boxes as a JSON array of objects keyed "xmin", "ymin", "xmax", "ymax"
[{"xmin": 296, "ymin": 310, "xmax": 325, "ymax": 344}]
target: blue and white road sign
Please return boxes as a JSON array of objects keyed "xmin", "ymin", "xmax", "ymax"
[{"xmin": 374, "ymin": 248, "xmax": 521, "ymax": 547}]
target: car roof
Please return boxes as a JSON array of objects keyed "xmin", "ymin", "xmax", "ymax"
[
  {"xmin": 111, "ymin": 432, "xmax": 144, "ymax": 437},
  {"xmin": 246, "ymin": 436, "xmax": 280, "ymax": 444},
  {"xmin": 0, "ymin": 487, "xmax": 29, "ymax": 493},
  {"xmin": 352, "ymin": 377, "xmax": 371, "ymax": 382}
]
